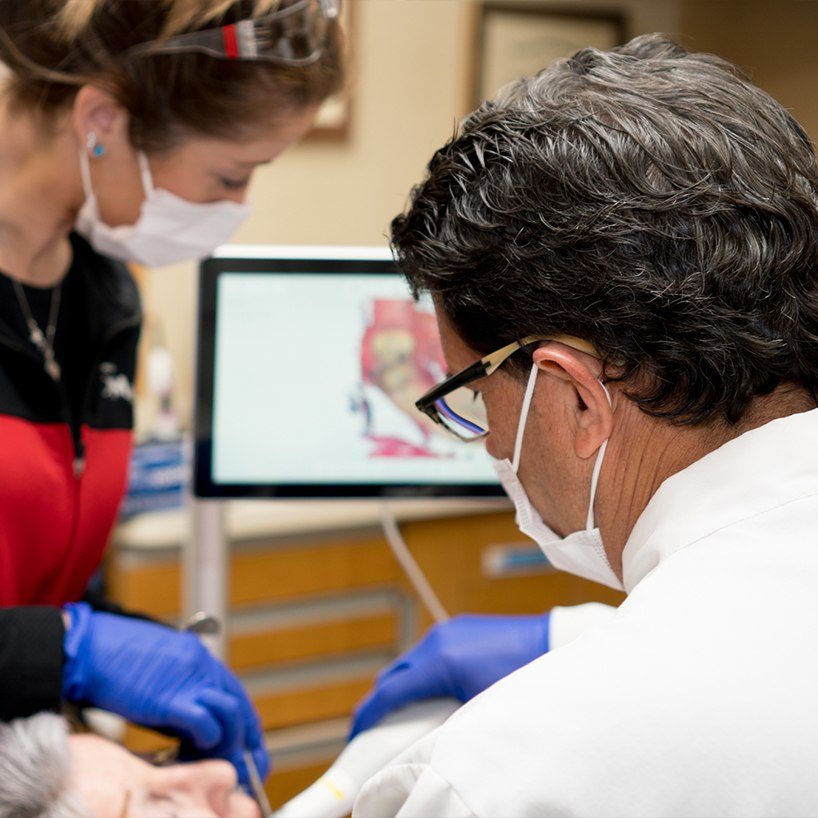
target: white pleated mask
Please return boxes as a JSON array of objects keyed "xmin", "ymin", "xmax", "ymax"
[
  {"xmin": 75, "ymin": 149, "xmax": 250, "ymax": 267},
  {"xmin": 493, "ymin": 363, "xmax": 624, "ymax": 591}
]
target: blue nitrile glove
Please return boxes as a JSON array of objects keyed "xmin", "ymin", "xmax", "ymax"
[
  {"xmin": 61, "ymin": 603, "xmax": 269, "ymax": 787},
  {"xmin": 350, "ymin": 612, "xmax": 550, "ymax": 738}
]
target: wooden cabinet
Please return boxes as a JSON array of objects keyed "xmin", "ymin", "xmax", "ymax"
[{"xmin": 107, "ymin": 504, "xmax": 623, "ymax": 806}]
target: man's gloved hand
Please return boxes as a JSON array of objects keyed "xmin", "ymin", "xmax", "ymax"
[
  {"xmin": 61, "ymin": 602, "xmax": 269, "ymax": 787},
  {"xmin": 350, "ymin": 612, "xmax": 550, "ymax": 738}
]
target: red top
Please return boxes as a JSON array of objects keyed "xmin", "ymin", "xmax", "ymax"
[
  {"xmin": 0, "ymin": 419, "xmax": 133, "ymax": 605},
  {"xmin": 0, "ymin": 234, "xmax": 140, "ymax": 606}
]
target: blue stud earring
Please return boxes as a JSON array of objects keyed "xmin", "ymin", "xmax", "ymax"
[{"xmin": 86, "ymin": 131, "xmax": 106, "ymax": 158}]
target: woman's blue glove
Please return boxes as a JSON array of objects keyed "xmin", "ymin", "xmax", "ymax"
[
  {"xmin": 61, "ymin": 602, "xmax": 269, "ymax": 787},
  {"xmin": 350, "ymin": 612, "xmax": 550, "ymax": 738}
]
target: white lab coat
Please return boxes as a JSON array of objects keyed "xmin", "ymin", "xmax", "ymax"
[{"xmin": 355, "ymin": 408, "xmax": 818, "ymax": 817}]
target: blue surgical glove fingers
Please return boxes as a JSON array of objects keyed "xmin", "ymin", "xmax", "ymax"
[
  {"xmin": 219, "ymin": 668, "xmax": 270, "ymax": 781},
  {"xmin": 62, "ymin": 605, "xmax": 267, "ymax": 761},
  {"xmin": 170, "ymin": 657, "xmax": 269, "ymax": 787},
  {"xmin": 350, "ymin": 652, "xmax": 454, "ymax": 738},
  {"xmin": 164, "ymin": 696, "xmax": 224, "ymax": 751},
  {"xmin": 250, "ymin": 743, "xmax": 271, "ymax": 784},
  {"xmin": 195, "ymin": 687, "xmax": 245, "ymax": 757},
  {"xmin": 349, "ymin": 625, "xmax": 468, "ymax": 737},
  {"xmin": 350, "ymin": 613, "xmax": 552, "ymax": 738},
  {"xmin": 235, "ymin": 722, "xmax": 270, "ymax": 784},
  {"xmin": 372, "ymin": 632, "xmax": 449, "ymax": 689},
  {"xmin": 227, "ymin": 744, "xmax": 272, "ymax": 792},
  {"xmin": 413, "ymin": 614, "xmax": 551, "ymax": 698}
]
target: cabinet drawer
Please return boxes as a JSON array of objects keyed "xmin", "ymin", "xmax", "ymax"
[
  {"xmin": 108, "ymin": 532, "xmax": 401, "ymax": 617},
  {"xmin": 230, "ymin": 610, "xmax": 398, "ymax": 671}
]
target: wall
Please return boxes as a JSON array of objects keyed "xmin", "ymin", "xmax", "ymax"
[{"xmin": 677, "ymin": 0, "xmax": 818, "ymax": 140}]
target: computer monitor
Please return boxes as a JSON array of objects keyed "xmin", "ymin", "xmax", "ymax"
[{"xmin": 194, "ymin": 245, "xmax": 505, "ymax": 498}]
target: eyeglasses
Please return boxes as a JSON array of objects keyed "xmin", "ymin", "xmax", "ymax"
[
  {"xmin": 415, "ymin": 334, "xmax": 598, "ymax": 441},
  {"xmin": 126, "ymin": 0, "xmax": 340, "ymax": 66}
]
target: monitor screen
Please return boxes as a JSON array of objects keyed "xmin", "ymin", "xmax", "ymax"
[{"xmin": 194, "ymin": 246, "xmax": 504, "ymax": 498}]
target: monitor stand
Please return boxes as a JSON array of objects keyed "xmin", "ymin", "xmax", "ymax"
[{"xmin": 184, "ymin": 498, "xmax": 228, "ymax": 658}]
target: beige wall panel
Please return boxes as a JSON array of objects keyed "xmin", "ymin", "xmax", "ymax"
[{"xmin": 678, "ymin": 0, "xmax": 818, "ymax": 142}]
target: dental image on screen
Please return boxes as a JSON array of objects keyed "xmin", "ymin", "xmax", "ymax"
[{"xmin": 211, "ymin": 272, "xmax": 500, "ymax": 487}]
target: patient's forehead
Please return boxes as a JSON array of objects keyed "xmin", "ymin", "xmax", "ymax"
[
  {"xmin": 66, "ymin": 734, "xmax": 260, "ymax": 818},
  {"xmin": 68, "ymin": 734, "xmax": 139, "ymax": 818}
]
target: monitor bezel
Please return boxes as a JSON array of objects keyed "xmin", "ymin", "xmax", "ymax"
[{"xmin": 194, "ymin": 245, "xmax": 505, "ymax": 499}]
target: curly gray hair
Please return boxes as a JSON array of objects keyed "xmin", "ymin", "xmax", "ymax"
[
  {"xmin": 0, "ymin": 714, "xmax": 89, "ymax": 818},
  {"xmin": 391, "ymin": 33, "xmax": 818, "ymax": 424}
]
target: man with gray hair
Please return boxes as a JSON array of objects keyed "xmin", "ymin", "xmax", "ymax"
[{"xmin": 353, "ymin": 33, "xmax": 818, "ymax": 817}]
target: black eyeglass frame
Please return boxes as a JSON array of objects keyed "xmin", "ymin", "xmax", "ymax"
[{"xmin": 415, "ymin": 333, "xmax": 599, "ymax": 441}]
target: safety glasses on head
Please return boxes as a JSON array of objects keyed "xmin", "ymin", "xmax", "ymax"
[
  {"xmin": 415, "ymin": 334, "xmax": 598, "ymax": 441},
  {"xmin": 126, "ymin": 0, "xmax": 340, "ymax": 66}
]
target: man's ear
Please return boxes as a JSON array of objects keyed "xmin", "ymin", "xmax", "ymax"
[
  {"xmin": 70, "ymin": 85, "xmax": 131, "ymax": 154},
  {"xmin": 532, "ymin": 342, "xmax": 613, "ymax": 459}
]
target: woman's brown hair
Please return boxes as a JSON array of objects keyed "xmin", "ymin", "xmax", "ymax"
[{"xmin": 0, "ymin": 0, "xmax": 345, "ymax": 151}]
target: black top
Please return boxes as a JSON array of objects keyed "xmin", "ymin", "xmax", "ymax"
[
  {"xmin": 0, "ymin": 233, "xmax": 105, "ymax": 439},
  {"xmin": 0, "ymin": 608, "xmax": 65, "ymax": 720}
]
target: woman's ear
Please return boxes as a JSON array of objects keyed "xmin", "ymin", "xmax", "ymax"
[
  {"xmin": 70, "ymin": 85, "xmax": 130, "ymax": 154},
  {"xmin": 532, "ymin": 341, "xmax": 613, "ymax": 459}
]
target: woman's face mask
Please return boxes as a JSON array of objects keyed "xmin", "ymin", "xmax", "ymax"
[
  {"xmin": 493, "ymin": 363, "xmax": 624, "ymax": 591},
  {"xmin": 72, "ymin": 103, "xmax": 321, "ymax": 267},
  {"xmin": 75, "ymin": 148, "xmax": 251, "ymax": 267}
]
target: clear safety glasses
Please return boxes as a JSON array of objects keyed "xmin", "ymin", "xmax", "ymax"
[
  {"xmin": 126, "ymin": 0, "xmax": 340, "ymax": 66},
  {"xmin": 415, "ymin": 334, "xmax": 598, "ymax": 441}
]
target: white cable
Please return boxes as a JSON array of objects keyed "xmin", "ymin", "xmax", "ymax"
[{"xmin": 380, "ymin": 501, "xmax": 450, "ymax": 623}]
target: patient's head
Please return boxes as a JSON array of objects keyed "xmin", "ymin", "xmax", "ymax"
[{"xmin": 0, "ymin": 714, "xmax": 260, "ymax": 818}]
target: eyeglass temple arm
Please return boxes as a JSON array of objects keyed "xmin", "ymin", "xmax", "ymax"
[
  {"xmin": 415, "ymin": 333, "xmax": 599, "ymax": 415},
  {"xmin": 494, "ymin": 334, "xmax": 598, "ymax": 371},
  {"xmin": 415, "ymin": 359, "xmax": 489, "ymax": 413}
]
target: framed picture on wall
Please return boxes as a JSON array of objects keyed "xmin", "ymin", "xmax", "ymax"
[
  {"xmin": 472, "ymin": 4, "xmax": 626, "ymax": 106},
  {"xmin": 307, "ymin": 0, "xmax": 353, "ymax": 139}
]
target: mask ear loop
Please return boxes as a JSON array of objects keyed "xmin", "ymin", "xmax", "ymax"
[
  {"xmin": 511, "ymin": 363, "xmax": 540, "ymax": 473},
  {"xmin": 586, "ymin": 381, "xmax": 613, "ymax": 530},
  {"xmin": 136, "ymin": 152, "xmax": 156, "ymax": 198}
]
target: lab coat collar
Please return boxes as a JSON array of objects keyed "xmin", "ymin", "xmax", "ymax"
[{"xmin": 621, "ymin": 407, "xmax": 818, "ymax": 593}]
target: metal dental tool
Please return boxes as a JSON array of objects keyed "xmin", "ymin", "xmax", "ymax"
[
  {"xmin": 245, "ymin": 748, "xmax": 274, "ymax": 817},
  {"xmin": 184, "ymin": 613, "xmax": 273, "ymax": 816}
]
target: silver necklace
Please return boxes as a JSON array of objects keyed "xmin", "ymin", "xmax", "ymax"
[{"xmin": 11, "ymin": 279, "xmax": 62, "ymax": 382}]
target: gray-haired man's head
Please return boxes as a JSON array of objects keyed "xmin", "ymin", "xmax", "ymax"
[{"xmin": 392, "ymin": 33, "xmax": 818, "ymax": 425}]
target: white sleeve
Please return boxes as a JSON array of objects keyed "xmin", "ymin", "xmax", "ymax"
[
  {"xmin": 355, "ymin": 763, "xmax": 476, "ymax": 818},
  {"xmin": 548, "ymin": 602, "xmax": 618, "ymax": 650}
]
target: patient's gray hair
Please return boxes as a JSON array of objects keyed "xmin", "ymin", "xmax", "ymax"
[
  {"xmin": 392, "ymin": 33, "xmax": 818, "ymax": 425},
  {"xmin": 0, "ymin": 714, "xmax": 89, "ymax": 818}
]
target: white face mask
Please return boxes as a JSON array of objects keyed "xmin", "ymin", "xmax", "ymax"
[
  {"xmin": 75, "ymin": 148, "xmax": 250, "ymax": 267},
  {"xmin": 493, "ymin": 363, "xmax": 624, "ymax": 591}
]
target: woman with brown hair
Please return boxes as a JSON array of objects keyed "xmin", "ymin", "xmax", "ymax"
[{"xmin": 0, "ymin": 0, "xmax": 343, "ymax": 788}]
